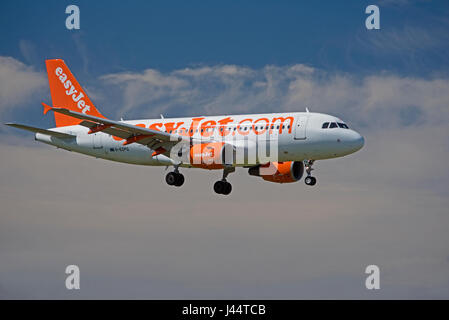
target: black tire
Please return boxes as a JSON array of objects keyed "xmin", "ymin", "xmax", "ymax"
[
  {"xmin": 305, "ymin": 176, "xmax": 317, "ymax": 186},
  {"xmin": 222, "ymin": 182, "xmax": 232, "ymax": 195},
  {"xmin": 214, "ymin": 181, "xmax": 225, "ymax": 194},
  {"xmin": 166, "ymin": 172, "xmax": 177, "ymax": 186},
  {"xmin": 174, "ymin": 173, "xmax": 185, "ymax": 187}
]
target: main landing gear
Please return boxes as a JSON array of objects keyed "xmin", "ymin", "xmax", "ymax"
[
  {"xmin": 165, "ymin": 167, "xmax": 184, "ymax": 187},
  {"xmin": 214, "ymin": 166, "xmax": 235, "ymax": 195},
  {"xmin": 304, "ymin": 160, "xmax": 317, "ymax": 186},
  {"xmin": 214, "ymin": 180, "xmax": 232, "ymax": 195}
]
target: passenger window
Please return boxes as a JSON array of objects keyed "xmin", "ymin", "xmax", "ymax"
[
  {"xmin": 329, "ymin": 122, "xmax": 337, "ymax": 128},
  {"xmin": 322, "ymin": 122, "xmax": 329, "ymax": 129}
]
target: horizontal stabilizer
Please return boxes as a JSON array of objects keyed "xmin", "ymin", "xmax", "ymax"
[{"xmin": 5, "ymin": 123, "xmax": 75, "ymax": 139}]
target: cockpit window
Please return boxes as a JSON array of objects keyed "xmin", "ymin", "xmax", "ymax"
[
  {"xmin": 322, "ymin": 122, "xmax": 329, "ymax": 129},
  {"xmin": 329, "ymin": 122, "xmax": 338, "ymax": 128},
  {"xmin": 338, "ymin": 123, "xmax": 349, "ymax": 129}
]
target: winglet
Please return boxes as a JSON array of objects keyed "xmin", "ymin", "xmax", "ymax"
[{"xmin": 42, "ymin": 102, "xmax": 52, "ymax": 115}]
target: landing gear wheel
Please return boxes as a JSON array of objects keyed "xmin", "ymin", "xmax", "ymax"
[
  {"xmin": 166, "ymin": 172, "xmax": 184, "ymax": 187},
  {"xmin": 166, "ymin": 172, "xmax": 177, "ymax": 186},
  {"xmin": 214, "ymin": 181, "xmax": 232, "ymax": 195},
  {"xmin": 214, "ymin": 166, "xmax": 235, "ymax": 195},
  {"xmin": 214, "ymin": 181, "xmax": 225, "ymax": 194},
  {"xmin": 305, "ymin": 176, "xmax": 317, "ymax": 186},
  {"xmin": 174, "ymin": 173, "xmax": 184, "ymax": 187},
  {"xmin": 222, "ymin": 182, "xmax": 232, "ymax": 195}
]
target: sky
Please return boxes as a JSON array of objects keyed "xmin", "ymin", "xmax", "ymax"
[{"xmin": 1, "ymin": 0, "xmax": 449, "ymax": 299}]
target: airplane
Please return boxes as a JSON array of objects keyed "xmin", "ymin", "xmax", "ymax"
[{"xmin": 5, "ymin": 59, "xmax": 364, "ymax": 195}]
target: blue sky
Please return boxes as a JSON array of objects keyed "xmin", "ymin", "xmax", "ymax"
[{"xmin": 1, "ymin": 0, "xmax": 449, "ymax": 77}]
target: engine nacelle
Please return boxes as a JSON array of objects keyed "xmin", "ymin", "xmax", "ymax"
[
  {"xmin": 248, "ymin": 161, "xmax": 304, "ymax": 183},
  {"xmin": 189, "ymin": 142, "xmax": 234, "ymax": 169}
]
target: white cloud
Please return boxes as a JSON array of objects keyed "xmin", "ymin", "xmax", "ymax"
[
  {"xmin": 0, "ymin": 56, "xmax": 46, "ymax": 116},
  {"xmin": 2, "ymin": 56, "xmax": 448, "ymax": 133},
  {"xmin": 99, "ymin": 64, "xmax": 449, "ymax": 131}
]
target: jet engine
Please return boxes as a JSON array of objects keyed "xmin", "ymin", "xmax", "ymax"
[{"xmin": 248, "ymin": 161, "xmax": 304, "ymax": 183}]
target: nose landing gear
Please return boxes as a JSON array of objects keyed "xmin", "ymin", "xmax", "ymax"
[
  {"xmin": 304, "ymin": 176, "xmax": 316, "ymax": 186},
  {"xmin": 304, "ymin": 160, "xmax": 317, "ymax": 186}
]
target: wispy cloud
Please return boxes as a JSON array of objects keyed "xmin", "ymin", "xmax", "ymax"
[
  {"xmin": 18, "ymin": 40, "xmax": 38, "ymax": 66},
  {"xmin": 99, "ymin": 63, "xmax": 449, "ymax": 131},
  {"xmin": 2, "ymin": 55, "xmax": 448, "ymax": 133},
  {"xmin": 72, "ymin": 33, "xmax": 90, "ymax": 75},
  {"xmin": 0, "ymin": 56, "xmax": 46, "ymax": 118}
]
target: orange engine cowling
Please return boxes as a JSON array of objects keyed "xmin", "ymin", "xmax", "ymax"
[
  {"xmin": 248, "ymin": 161, "xmax": 304, "ymax": 183},
  {"xmin": 189, "ymin": 142, "xmax": 234, "ymax": 170}
]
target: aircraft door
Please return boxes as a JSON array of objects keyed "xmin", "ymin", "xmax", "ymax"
[{"xmin": 294, "ymin": 116, "xmax": 308, "ymax": 140}]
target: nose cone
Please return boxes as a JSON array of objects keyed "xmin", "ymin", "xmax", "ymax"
[
  {"xmin": 348, "ymin": 130, "xmax": 364, "ymax": 153},
  {"xmin": 340, "ymin": 130, "xmax": 364, "ymax": 155},
  {"xmin": 354, "ymin": 134, "xmax": 364, "ymax": 151}
]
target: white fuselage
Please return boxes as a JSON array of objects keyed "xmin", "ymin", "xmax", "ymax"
[{"xmin": 35, "ymin": 112, "xmax": 364, "ymax": 167}]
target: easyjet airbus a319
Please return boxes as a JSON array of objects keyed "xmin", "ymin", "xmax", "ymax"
[{"xmin": 6, "ymin": 60, "xmax": 364, "ymax": 195}]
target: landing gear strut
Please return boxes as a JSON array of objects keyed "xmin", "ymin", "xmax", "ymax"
[
  {"xmin": 214, "ymin": 166, "xmax": 235, "ymax": 195},
  {"xmin": 304, "ymin": 160, "xmax": 317, "ymax": 186},
  {"xmin": 165, "ymin": 167, "xmax": 184, "ymax": 187}
]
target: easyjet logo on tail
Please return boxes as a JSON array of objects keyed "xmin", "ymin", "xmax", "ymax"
[{"xmin": 55, "ymin": 67, "xmax": 91, "ymax": 114}]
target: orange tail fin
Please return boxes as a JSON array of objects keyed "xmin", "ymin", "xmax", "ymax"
[{"xmin": 45, "ymin": 59, "xmax": 106, "ymax": 127}]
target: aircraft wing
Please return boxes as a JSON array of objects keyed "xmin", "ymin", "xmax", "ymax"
[
  {"xmin": 49, "ymin": 106, "xmax": 193, "ymax": 156},
  {"xmin": 5, "ymin": 123, "xmax": 76, "ymax": 139}
]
